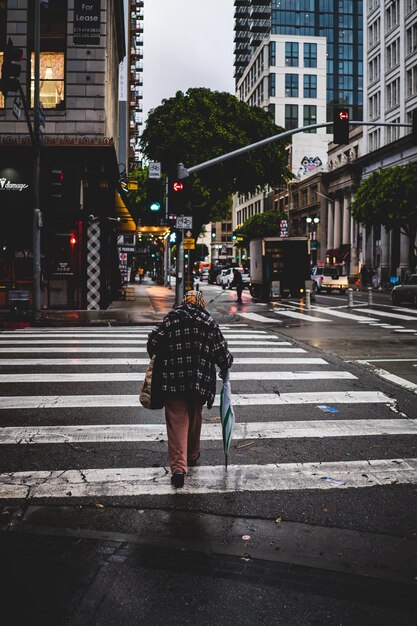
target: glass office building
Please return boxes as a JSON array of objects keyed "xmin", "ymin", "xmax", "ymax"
[{"xmin": 234, "ymin": 0, "xmax": 363, "ymax": 120}]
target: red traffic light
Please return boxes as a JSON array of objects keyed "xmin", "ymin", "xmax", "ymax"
[
  {"xmin": 69, "ymin": 234, "xmax": 77, "ymax": 247},
  {"xmin": 172, "ymin": 181, "xmax": 183, "ymax": 192},
  {"xmin": 339, "ymin": 110, "xmax": 349, "ymax": 121}
]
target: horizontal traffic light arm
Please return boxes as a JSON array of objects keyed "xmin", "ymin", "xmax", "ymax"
[{"xmin": 179, "ymin": 120, "xmax": 413, "ymax": 178}]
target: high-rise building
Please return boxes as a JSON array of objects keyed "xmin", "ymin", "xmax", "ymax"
[{"xmin": 234, "ymin": 0, "xmax": 363, "ymax": 121}]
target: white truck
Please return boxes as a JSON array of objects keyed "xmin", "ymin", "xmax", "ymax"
[{"xmin": 311, "ymin": 265, "xmax": 349, "ymax": 294}]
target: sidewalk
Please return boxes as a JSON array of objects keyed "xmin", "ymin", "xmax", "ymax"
[{"xmin": 0, "ymin": 279, "xmax": 176, "ymax": 328}]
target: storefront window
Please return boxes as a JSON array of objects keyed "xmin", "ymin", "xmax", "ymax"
[
  {"xmin": 30, "ymin": 51, "xmax": 65, "ymax": 109},
  {"xmin": 0, "ymin": 53, "xmax": 4, "ymax": 109}
]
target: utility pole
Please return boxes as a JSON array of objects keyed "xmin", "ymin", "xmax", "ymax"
[{"xmin": 32, "ymin": 0, "xmax": 42, "ymax": 321}]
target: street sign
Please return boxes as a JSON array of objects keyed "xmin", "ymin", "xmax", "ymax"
[
  {"xmin": 176, "ymin": 216, "xmax": 192, "ymax": 229},
  {"xmin": 183, "ymin": 238, "xmax": 195, "ymax": 250},
  {"xmin": 127, "ymin": 178, "xmax": 138, "ymax": 190},
  {"xmin": 185, "ymin": 230, "xmax": 192, "ymax": 238},
  {"xmin": 12, "ymin": 97, "xmax": 21, "ymax": 120},
  {"xmin": 148, "ymin": 162, "xmax": 161, "ymax": 179}
]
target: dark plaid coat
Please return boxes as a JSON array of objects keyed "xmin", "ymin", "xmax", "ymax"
[{"xmin": 147, "ymin": 303, "xmax": 233, "ymax": 409}]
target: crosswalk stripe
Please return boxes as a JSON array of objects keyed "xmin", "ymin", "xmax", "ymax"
[
  {"xmin": 0, "ymin": 346, "xmax": 306, "ymax": 354},
  {"xmin": 0, "ymin": 332, "xmax": 271, "ymax": 339},
  {"xmin": 0, "ymin": 339, "xmax": 292, "ymax": 346},
  {"xmin": 271, "ymin": 309, "xmax": 329, "ymax": 322},
  {"xmin": 354, "ymin": 308, "xmax": 417, "ymax": 322},
  {"xmin": 0, "ymin": 357, "xmax": 329, "ymax": 366},
  {"xmin": 234, "ymin": 312, "xmax": 282, "ymax": 323},
  {"xmin": 0, "ymin": 390, "xmax": 392, "ymax": 409},
  {"xmin": 0, "ymin": 370, "xmax": 357, "ymax": 383},
  {"xmin": 311, "ymin": 307, "xmax": 379, "ymax": 322},
  {"xmin": 1, "ymin": 419, "xmax": 414, "ymax": 445},
  {"xmin": 1, "ymin": 458, "xmax": 415, "ymax": 499}
]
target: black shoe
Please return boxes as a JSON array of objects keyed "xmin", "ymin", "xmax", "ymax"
[
  {"xmin": 171, "ymin": 473, "xmax": 185, "ymax": 488},
  {"xmin": 187, "ymin": 453, "xmax": 200, "ymax": 467}
]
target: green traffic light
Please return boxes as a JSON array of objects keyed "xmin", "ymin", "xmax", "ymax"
[{"xmin": 149, "ymin": 201, "xmax": 161, "ymax": 212}]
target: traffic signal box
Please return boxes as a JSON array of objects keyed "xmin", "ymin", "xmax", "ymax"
[
  {"xmin": 167, "ymin": 168, "xmax": 189, "ymax": 214},
  {"xmin": 146, "ymin": 178, "xmax": 164, "ymax": 213},
  {"xmin": 0, "ymin": 38, "xmax": 23, "ymax": 97},
  {"xmin": 333, "ymin": 107, "xmax": 350, "ymax": 145}
]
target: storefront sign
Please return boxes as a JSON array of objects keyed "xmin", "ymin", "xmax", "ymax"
[
  {"xmin": 54, "ymin": 261, "xmax": 73, "ymax": 277},
  {"xmin": 73, "ymin": 0, "xmax": 101, "ymax": 46},
  {"xmin": 0, "ymin": 177, "xmax": 28, "ymax": 192}
]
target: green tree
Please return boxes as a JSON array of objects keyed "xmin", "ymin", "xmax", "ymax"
[
  {"xmin": 125, "ymin": 166, "xmax": 148, "ymax": 225},
  {"xmin": 351, "ymin": 164, "xmax": 417, "ymax": 271},
  {"xmin": 140, "ymin": 88, "xmax": 291, "ymax": 232},
  {"xmin": 234, "ymin": 210, "xmax": 287, "ymax": 249}
]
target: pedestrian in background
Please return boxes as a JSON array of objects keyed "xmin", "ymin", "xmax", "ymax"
[
  {"xmin": 231, "ymin": 268, "xmax": 244, "ymax": 303},
  {"xmin": 147, "ymin": 290, "xmax": 233, "ymax": 488}
]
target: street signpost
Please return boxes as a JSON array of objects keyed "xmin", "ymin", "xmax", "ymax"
[
  {"xmin": 176, "ymin": 216, "xmax": 192, "ymax": 230},
  {"xmin": 148, "ymin": 162, "xmax": 161, "ymax": 179}
]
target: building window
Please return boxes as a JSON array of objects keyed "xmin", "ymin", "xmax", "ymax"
[
  {"xmin": 303, "ymin": 105, "xmax": 317, "ymax": 132},
  {"xmin": 386, "ymin": 77, "xmax": 400, "ymax": 110},
  {"xmin": 0, "ymin": 0, "xmax": 6, "ymax": 109},
  {"xmin": 285, "ymin": 73, "xmax": 298, "ymax": 97},
  {"xmin": 268, "ymin": 73, "xmax": 276, "ymax": 97},
  {"xmin": 368, "ymin": 0, "xmax": 380, "ymax": 12},
  {"xmin": 406, "ymin": 66, "xmax": 417, "ymax": 98},
  {"xmin": 386, "ymin": 117, "xmax": 400, "ymax": 143},
  {"xmin": 304, "ymin": 43, "xmax": 317, "ymax": 68},
  {"xmin": 368, "ymin": 18, "xmax": 380, "ymax": 48},
  {"xmin": 30, "ymin": 52, "xmax": 65, "ymax": 109},
  {"xmin": 406, "ymin": 0, "xmax": 417, "ymax": 15},
  {"xmin": 368, "ymin": 55, "xmax": 380, "ymax": 83},
  {"xmin": 303, "ymin": 74, "xmax": 317, "ymax": 98},
  {"xmin": 28, "ymin": 0, "xmax": 67, "ymax": 109},
  {"xmin": 406, "ymin": 23, "xmax": 417, "ymax": 56},
  {"xmin": 386, "ymin": 39, "xmax": 399, "ymax": 71},
  {"xmin": 385, "ymin": 0, "xmax": 399, "ymax": 32},
  {"xmin": 269, "ymin": 41, "xmax": 276, "ymax": 66},
  {"xmin": 268, "ymin": 103, "xmax": 276, "ymax": 120},
  {"xmin": 369, "ymin": 91, "xmax": 380, "ymax": 119},
  {"xmin": 368, "ymin": 128, "xmax": 380, "ymax": 152},
  {"xmin": 285, "ymin": 104, "xmax": 298, "ymax": 130},
  {"xmin": 285, "ymin": 42, "xmax": 299, "ymax": 67}
]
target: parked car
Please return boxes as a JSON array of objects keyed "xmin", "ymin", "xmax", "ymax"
[
  {"xmin": 311, "ymin": 265, "xmax": 349, "ymax": 294},
  {"xmin": 391, "ymin": 274, "xmax": 417, "ymax": 305},
  {"xmin": 217, "ymin": 267, "xmax": 250, "ymax": 289}
]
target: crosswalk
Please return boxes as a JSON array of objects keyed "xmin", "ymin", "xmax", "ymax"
[{"xmin": 0, "ymin": 323, "xmax": 416, "ymax": 501}]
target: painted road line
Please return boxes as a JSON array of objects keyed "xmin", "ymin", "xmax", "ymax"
[
  {"xmin": 0, "ymin": 370, "xmax": 357, "ymax": 384},
  {"xmin": 392, "ymin": 308, "xmax": 417, "ymax": 316},
  {"xmin": 0, "ymin": 391, "xmax": 392, "ymax": 410},
  {"xmin": 354, "ymin": 308, "xmax": 417, "ymax": 322},
  {"xmin": 1, "ymin": 458, "xmax": 416, "ymax": 499},
  {"xmin": 394, "ymin": 329, "xmax": 417, "ymax": 334},
  {"xmin": 355, "ymin": 360, "xmax": 417, "ymax": 393},
  {"xmin": 0, "ymin": 357, "xmax": 328, "ymax": 366},
  {"xmin": 0, "ymin": 331, "xmax": 270, "ymax": 339},
  {"xmin": 0, "ymin": 338, "xmax": 290, "ymax": 346},
  {"xmin": 236, "ymin": 312, "xmax": 282, "ymax": 323},
  {"xmin": 271, "ymin": 310, "xmax": 329, "ymax": 323},
  {"xmin": 0, "ymin": 346, "xmax": 305, "ymax": 354},
  {"xmin": 1, "ymin": 419, "xmax": 415, "ymax": 445},
  {"xmin": 311, "ymin": 307, "xmax": 379, "ymax": 322}
]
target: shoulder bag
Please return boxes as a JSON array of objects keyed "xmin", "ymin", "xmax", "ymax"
[{"xmin": 139, "ymin": 354, "xmax": 164, "ymax": 410}]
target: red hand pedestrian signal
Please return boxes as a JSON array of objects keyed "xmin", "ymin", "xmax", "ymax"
[{"xmin": 333, "ymin": 107, "xmax": 350, "ymax": 145}]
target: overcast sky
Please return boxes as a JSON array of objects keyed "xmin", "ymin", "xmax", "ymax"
[{"xmin": 143, "ymin": 0, "xmax": 235, "ymax": 123}]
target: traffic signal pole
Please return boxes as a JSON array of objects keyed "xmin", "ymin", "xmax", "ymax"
[
  {"xmin": 32, "ymin": 0, "xmax": 42, "ymax": 322},
  {"xmin": 178, "ymin": 121, "xmax": 413, "ymax": 177}
]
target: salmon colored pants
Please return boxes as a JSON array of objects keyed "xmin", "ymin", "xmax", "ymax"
[{"xmin": 164, "ymin": 392, "xmax": 203, "ymax": 474}]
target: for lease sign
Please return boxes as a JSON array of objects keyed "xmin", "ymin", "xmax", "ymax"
[{"xmin": 73, "ymin": 0, "xmax": 101, "ymax": 46}]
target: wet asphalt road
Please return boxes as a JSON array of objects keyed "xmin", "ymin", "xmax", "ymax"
[{"xmin": 1, "ymin": 284, "xmax": 416, "ymax": 625}]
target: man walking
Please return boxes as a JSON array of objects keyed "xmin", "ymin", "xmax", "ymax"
[
  {"xmin": 147, "ymin": 290, "xmax": 233, "ymax": 488},
  {"xmin": 231, "ymin": 268, "xmax": 244, "ymax": 303}
]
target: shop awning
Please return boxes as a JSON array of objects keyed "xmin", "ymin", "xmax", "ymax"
[
  {"xmin": 325, "ymin": 244, "xmax": 350, "ymax": 264},
  {"xmin": 115, "ymin": 191, "xmax": 137, "ymax": 233}
]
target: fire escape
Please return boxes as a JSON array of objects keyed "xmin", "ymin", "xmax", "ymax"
[{"xmin": 128, "ymin": 0, "xmax": 144, "ymax": 170}]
